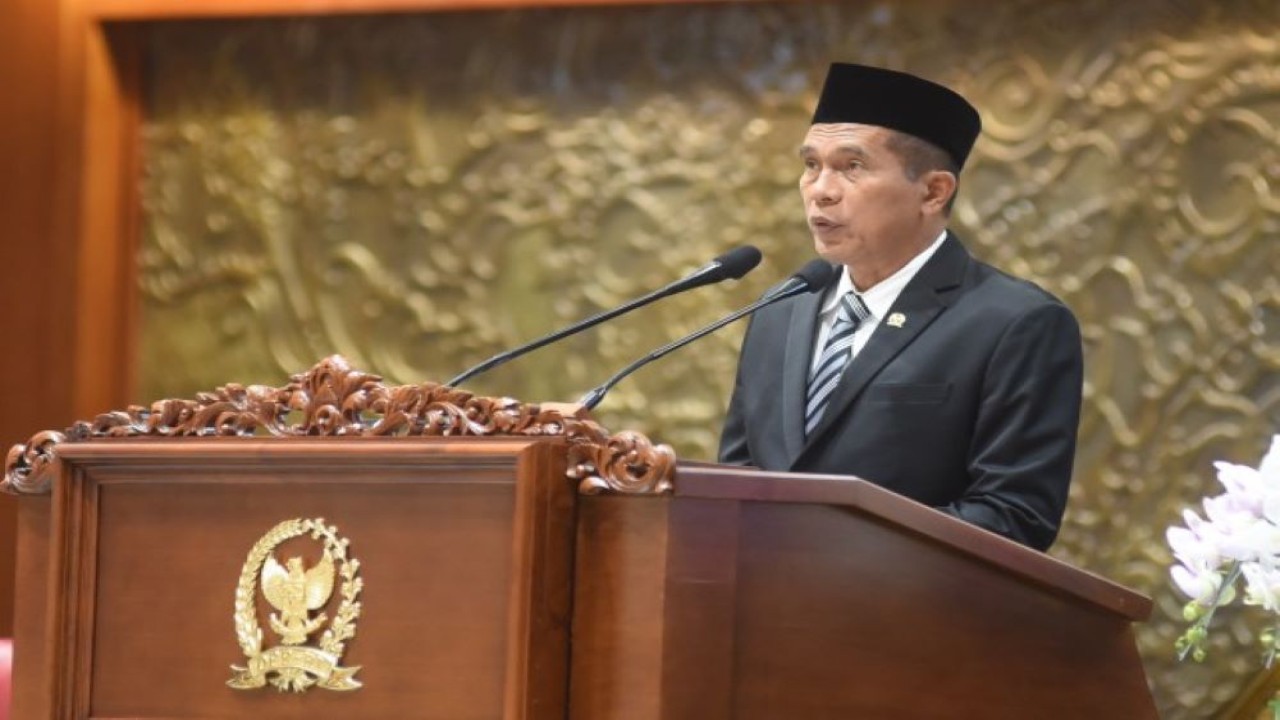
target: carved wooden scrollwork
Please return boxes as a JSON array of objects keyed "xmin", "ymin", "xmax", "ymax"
[
  {"xmin": 1, "ymin": 356, "xmax": 675, "ymax": 496},
  {"xmin": 3, "ymin": 430, "xmax": 68, "ymax": 495},
  {"xmin": 569, "ymin": 430, "xmax": 676, "ymax": 496}
]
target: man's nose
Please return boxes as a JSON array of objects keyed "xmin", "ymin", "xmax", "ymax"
[{"xmin": 808, "ymin": 170, "xmax": 840, "ymax": 206}]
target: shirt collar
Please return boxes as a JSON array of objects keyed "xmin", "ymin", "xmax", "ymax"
[
  {"xmin": 819, "ymin": 229, "xmax": 949, "ymax": 319},
  {"xmin": 819, "ymin": 267, "xmax": 856, "ymax": 316}
]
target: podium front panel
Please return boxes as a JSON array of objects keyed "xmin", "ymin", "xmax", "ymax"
[
  {"xmin": 24, "ymin": 437, "xmax": 575, "ymax": 720},
  {"xmin": 569, "ymin": 466, "xmax": 1157, "ymax": 720}
]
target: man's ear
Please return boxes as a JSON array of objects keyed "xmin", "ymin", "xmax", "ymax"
[{"xmin": 922, "ymin": 170, "xmax": 957, "ymax": 214}]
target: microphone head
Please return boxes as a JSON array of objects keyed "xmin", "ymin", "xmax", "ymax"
[
  {"xmin": 792, "ymin": 259, "xmax": 838, "ymax": 292},
  {"xmin": 712, "ymin": 245, "xmax": 763, "ymax": 281}
]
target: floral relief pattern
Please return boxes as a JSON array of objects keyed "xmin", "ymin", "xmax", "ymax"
[{"xmin": 139, "ymin": 2, "xmax": 1280, "ymax": 717}]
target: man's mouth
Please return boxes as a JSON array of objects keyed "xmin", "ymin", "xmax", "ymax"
[{"xmin": 809, "ymin": 216, "xmax": 841, "ymax": 231}]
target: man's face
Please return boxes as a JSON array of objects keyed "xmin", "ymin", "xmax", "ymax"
[{"xmin": 798, "ymin": 123, "xmax": 934, "ymax": 275}]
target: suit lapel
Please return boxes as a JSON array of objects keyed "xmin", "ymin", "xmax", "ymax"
[
  {"xmin": 780, "ymin": 267, "xmax": 833, "ymax": 461},
  {"xmin": 798, "ymin": 235, "xmax": 971, "ymax": 456}
]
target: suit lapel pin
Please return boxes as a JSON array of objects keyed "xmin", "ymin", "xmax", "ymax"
[{"xmin": 886, "ymin": 312, "xmax": 907, "ymax": 328}]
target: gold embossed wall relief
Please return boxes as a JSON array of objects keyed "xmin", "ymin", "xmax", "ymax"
[
  {"xmin": 140, "ymin": 10, "xmax": 821, "ymax": 458},
  {"xmin": 140, "ymin": 3, "xmax": 1280, "ymax": 717}
]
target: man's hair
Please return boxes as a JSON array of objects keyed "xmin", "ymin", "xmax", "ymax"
[{"xmin": 883, "ymin": 130, "xmax": 961, "ymax": 214}]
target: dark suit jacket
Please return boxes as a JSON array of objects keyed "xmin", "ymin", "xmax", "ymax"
[{"xmin": 718, "ymin": 233, "xmax": 1083, "ymax": 551}]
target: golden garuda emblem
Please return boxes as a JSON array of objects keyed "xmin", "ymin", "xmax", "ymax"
[{"xmin": 228, "ymin": 518, "xmax": 363, "ymax": 693}]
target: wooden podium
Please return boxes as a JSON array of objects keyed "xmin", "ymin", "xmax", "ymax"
[{"xmin": 3, "ymin": 358, "xmax": 1156, "ymax": 719}]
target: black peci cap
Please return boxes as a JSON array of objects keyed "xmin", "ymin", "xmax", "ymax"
[{"xmin": 811, "ymin": 63, "xmax": 982, "ymax": 169}]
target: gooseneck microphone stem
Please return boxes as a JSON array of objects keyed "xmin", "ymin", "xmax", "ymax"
[
  {"xmin": 578, "ymin": 299, "xmax": 767, "ymax": 411},
  {"xmin": 447, "ymin": 245, "xmax": 761, "ymax": 387},
  {"xmin": 448, "ymin": 284, "xmax": 676, "ymax": 388},
  {"xmin": 579, "ymin": 260, "xmax": 835, "ymax": 411}
]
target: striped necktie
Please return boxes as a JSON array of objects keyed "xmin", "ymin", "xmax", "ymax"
[{"xmin": 804, "ymin": 291, "xmax": 871, "ymax": 436}]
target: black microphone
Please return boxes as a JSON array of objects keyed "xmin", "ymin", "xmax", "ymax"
[
  {"xmin": 579, "ymin": 259, "xmax": 836, "ymax": 410},
  {"xmin": 447, "ymin": 245, "xmax": 763, "ymax": 387}
]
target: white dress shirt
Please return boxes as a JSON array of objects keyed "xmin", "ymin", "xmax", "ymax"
[{"xmin": 810, "ymin": 230, "xmax": 948, "ymax": 374}]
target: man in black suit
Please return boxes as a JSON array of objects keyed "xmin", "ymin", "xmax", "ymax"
[{"xmin": 719, "ymin": 63, "xmax": 1083, "ymax": 551}]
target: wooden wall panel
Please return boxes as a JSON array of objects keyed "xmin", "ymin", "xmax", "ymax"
[
  {"xmin": 73, "ymin": 23, "xmax": 142, "ymax": 421},
  {"xmin": 0, "ymin": 0, "xmax": 141, "ymax": 637},
  {"xmin": 0, "ymin": 0, "xmax": 79, "ymax": 639}
]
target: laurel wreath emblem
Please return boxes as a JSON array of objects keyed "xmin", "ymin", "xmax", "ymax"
[{"xmin": 228, "ymin": 518, "xmax": 363, "ymax": 692}]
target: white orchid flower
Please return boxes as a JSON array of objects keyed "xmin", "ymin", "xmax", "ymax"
[
  {"xmin": 1169, "ymin": 524, "xmax": 1222, "ymax": 570},
  {"xmin": 1242, "ymin": 562, "xmax": 1280, "ymax": 613},
  {"xmin": 1264, "ymin": 492, "xmax": 1280, "ymax": 526},
  {"xmin": 1223, "ymin": 520, "xmax": 1280, "ymax": 564},
  {"xmin": 1170, "ymin": 434, "xmax": 1280, "ymax": 674},
  {"xmin": 1216, "ymin": 461, "xmax": 1266, "ymax": 515},
  {"xmin": 1203, "ymin": 493, "xmax": 1248, "ymax": 524},
  {"xmin": 1260, "ymin": 435, "xmax": 1280, "ymax": 481},
  {"xmin": 1171, "ymin": 563, "xmax": 1217, "ymax": 603}
]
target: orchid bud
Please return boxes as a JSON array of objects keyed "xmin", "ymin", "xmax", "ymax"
[{"xmin": 1183, "ymin": 601, "xmax": 1204, "ymax": 622}]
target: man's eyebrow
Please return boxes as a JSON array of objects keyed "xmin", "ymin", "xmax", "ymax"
[{"xmin": 797, "ymin": 144, "xmax": 869, "ymax": 158}]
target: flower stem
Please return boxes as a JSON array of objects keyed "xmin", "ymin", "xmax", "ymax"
[
  {"xmin": 1178, "ymin": 561, "xmax": 1243, "ymax": 662},
  {"xmin": 1265, "ymin": 622, "xmax": 1280, "ymax": 669}
]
